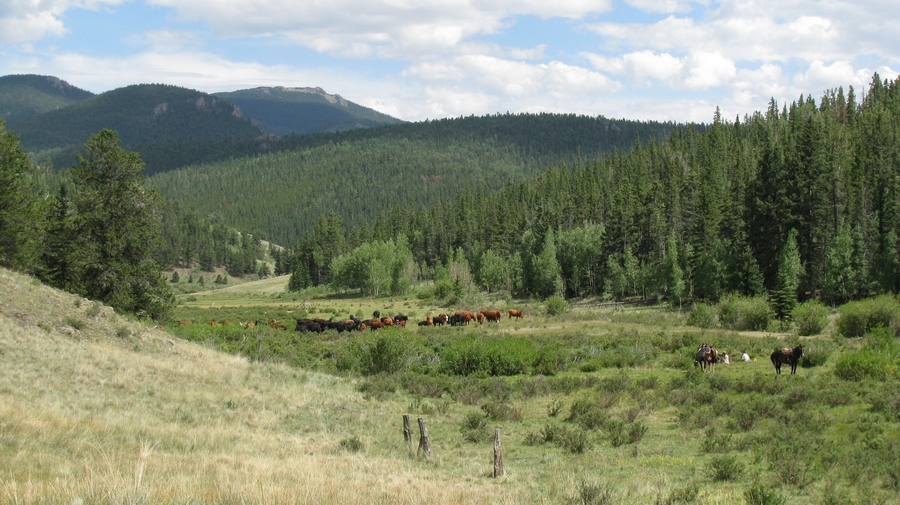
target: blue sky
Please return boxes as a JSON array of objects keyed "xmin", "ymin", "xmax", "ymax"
[{"xmin": 1, "ymin": 0, "xmax": 897, "ymax": 123}]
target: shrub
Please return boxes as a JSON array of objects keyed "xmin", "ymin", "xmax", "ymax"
[
  {"xmin": 351, "ymin": 330, "xmax": 422, "ymax": 375},
  {"xmin": 460, "ymin": 412, "xmax": 491, "ymax": 443},
  {"xmin": 792, "ymin": 300, "xmax": 830, "ymax": 336},
  {"xmin": 799, "ymin": 341, "xmax": 833, "ymax": 368},
  {"xmin": 836, "ymin": 295, "xmax": 900, "ymax": 337},
  {"xmin": 706, "ymin": 454, "xmax": 744, "ymax": 482},
  {"xmin": 339, "ymin": 436, "xmax": 364, "ymax": 453},
  {"xmin": 743, "ymin": 482, "xmax": 785, "ymax": 505},
  {"xmin": 545, "ymin": 295, "xmax": 569, "ymax": 316},
  {"xmin": 717, "ymin": 295, "xmax": 771, "ymax": 331},
  {"xmin": 687, "ymin": 303, "xmax": 717, "ymax": 328},
  {"xmin": 573, "ymin": 480, "xmax": 615, "ymax": 505},
  {"xmin": 561, "ymin": 427, "xmax": 594, "ymax": 454},
  {"xmin": 834, "ymin": 350, "xmax": 895, "ymax": 381},
  {"xmin": 440, "ymin": 335, "xmax": 536, "ymax": 376},
  {"xmin": 656, "ymin": 483, "xmax": 699, "ymax": 505}
]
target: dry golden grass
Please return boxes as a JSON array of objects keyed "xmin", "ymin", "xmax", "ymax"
[{"xmin": 0, "ymin": 268, "xmax": 540, "ymax": 504}]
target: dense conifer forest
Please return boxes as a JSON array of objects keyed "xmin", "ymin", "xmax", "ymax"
[{"xmin": 274, "ymin": 74, "xmax": 900, "ymax": 306}]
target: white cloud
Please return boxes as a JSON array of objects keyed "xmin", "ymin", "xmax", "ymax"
[
  {"xmin": 585, "ymin": 51, "xmax": 684, "ymax": 84},
  {"xmin": 0, "ymin": 0, "xmax": 125, "ymax": 43},
  {"xmin": 624, "ymin": 0, "xmax": 702, "ymax": 14},
  {"xmin": 683, "ymin": 52, "xmax": 735, "ymax": 90},
  {"xmin": 146, "ymin": 0, "xmax": 613, "ymax": 58}
]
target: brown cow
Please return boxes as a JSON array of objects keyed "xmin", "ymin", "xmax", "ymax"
[
  {"xmin": 208, "ymin": 321, "xmax": 218, "ymax": 327},
  {"xmin": 243, "ymin": 322, "xmax": 256, "ymax": 329},
  {"xmin": 369, "ymin": 320, "xmax": 385, "ymax": 330},
  {"xmin": 179, "ymin": 320, "xmax": 193, "ymax": 326},
  {"xmin": 476, "ymin": 312, "xmax": 485, "ymax": 324},
  {"xmin": 455, "ymin": 311, "xmax": 476, "ymax": 325},
  {"xmin": 508, "ymin": 309, "xmax": 524, "ymax": 320},
  {"xmin": 381, "ymin": 317, "xmax": 394, "ymax": 326},
  {"xmin": 480, "ymin": 310, "xmax": 502, "ymax": 322}
]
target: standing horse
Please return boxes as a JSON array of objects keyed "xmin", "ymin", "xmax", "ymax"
[
  {"xmin": 694, "ymin": 343, "xmax": 719, "ymax": 371},
  {"xmin": 771, "ymin": 344, "xmax": 803, "ymax": 375}
]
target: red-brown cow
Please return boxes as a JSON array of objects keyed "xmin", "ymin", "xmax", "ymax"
[{"xmin": 508, "ymin": 309, "xmax": 524, "ymax": 320}]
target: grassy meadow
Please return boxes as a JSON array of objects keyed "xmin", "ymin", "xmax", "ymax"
[{"xmin": 3, "ymin": 267, "xmax": 900, "ymax": 504}]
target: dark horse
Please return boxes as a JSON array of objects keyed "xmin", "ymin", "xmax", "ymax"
[
  {"xmin": 770, "ymin": 344, "xmax": 804, "ymax": 375},
  {"xmin": 695, "ymin": 343, "xmax": 719, "ymax": 371}
]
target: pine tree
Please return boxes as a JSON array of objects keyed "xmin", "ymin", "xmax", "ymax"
[
  {"xmin": 770, "ymin": 229, "xmax": 802, "ymax": 320},
  {"xmin": 0, "ymin": 119, "xmax": 41, "ymax": 271},
  {"xmin": 63, "ymin": 129, "xmax": 174, "ymax": 320},
  {"xmin": 823, "ymin": 221, "xmax": 856, "ymax": 303}
]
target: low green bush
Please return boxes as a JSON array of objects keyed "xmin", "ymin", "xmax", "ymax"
[
  {"xmin": 706, "ymin": 454, "xmax": 744, "ymax": 482},
  {"xmin": 440, "ymin": 335, "xmax": 536, "ymax": 376},
  {"xmin": 717, "ymin": 295, "xmax": 771, "ymax": 331},
  {"xmin": 544, "ymin": 295, "xmax": 569, "ymax": 316},
  {"xmin": 836, "ymin": 295, "xmax": 900, "ymax": 337},
  {"xmin": 687, "ymin": 303, "xmax": 717, "ymax": 328},
  {"xmin": 834, "ymin": 349, "xmax": 896, "ymax": 381},
  {"xmin": 743, "ymin": 482, "xmax": 785, "ymax": 505},
  {"xmin": 792, "ymin": 300, "xmax": 830, "ymax": 336}
]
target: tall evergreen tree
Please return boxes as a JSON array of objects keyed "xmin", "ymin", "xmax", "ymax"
[
  {"xmin": 61, "ymin": 129, "xmax": 174, "ymax": 319},
  {"xmin": 770, "ymin": 229, "xmax": 802, "ymax": 320},
  {"xmin": 0, "ymin": 119, "xmax": 41, "ymax": 271}
]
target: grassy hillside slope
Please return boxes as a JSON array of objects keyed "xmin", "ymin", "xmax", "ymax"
[
  {"xmin": 216, "ymin": 86, "xmax": 403, "ymax": 135},
  {"xmin": 0, "ymin": 74, "xmax": 94, "ymax": 126},
  {"xmin": 0, "ymin": 267, "xmax": 516, "ymax": 504}
]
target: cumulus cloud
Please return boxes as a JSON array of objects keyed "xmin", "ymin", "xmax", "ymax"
[
  {"xmin": 0, "ymin": 0, "xmax": 126, "ymax": 43},
  {"xmin": 146, "ymin": 0, "xmax": 613, "ymax": 58}
]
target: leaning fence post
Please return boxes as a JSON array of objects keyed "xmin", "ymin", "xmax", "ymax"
[
  {"xmin": 417, "ymin": 417, "xmax": 432, "ymax": 458},
  {"xmin": 493, "ymin": 427, "xmax": 503, "ymax": 477},
  {"xmin": 403, "ymin": 414, "xmax": 412, "ymax": 454}
]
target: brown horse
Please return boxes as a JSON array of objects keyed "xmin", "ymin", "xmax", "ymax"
[
  {"xmin": 694, "ymin": 343, "xmax": 719, "ymax": 371},
  {"xmin": 771, "ymin": 344, "xmax": 803, "ymax": 375}
]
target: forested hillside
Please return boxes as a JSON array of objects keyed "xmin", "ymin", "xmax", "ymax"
[
  {"xmin": 150, "ymin": 112, "xmax": 686, "ymax": 250},
  {"xmin": 0, "ymin": 74, "xmax": 94, "ymax": 126},
  {"xmin": 276, "ymin": 74, "xmax": 900, "ymax": 307},
  {"xmin": 215, "ymin": 86, "xmax": 403, "ymax": 134},
  {"xmin": 11, "ymin": 84, "xmax": 264, "ymax": 172}
]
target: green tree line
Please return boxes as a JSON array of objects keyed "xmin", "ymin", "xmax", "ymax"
[{"xmin": 281, "ymin": 74, "xmax": 900, "ymax": 309}]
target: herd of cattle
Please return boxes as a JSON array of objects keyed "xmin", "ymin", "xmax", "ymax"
[
  {"xmin": 294, "ymin": 308, "xmax": 525, "ymax": 333},
  {"xmin": 176, "ymin": 309, "xmax": 525, "ymax": 334}
]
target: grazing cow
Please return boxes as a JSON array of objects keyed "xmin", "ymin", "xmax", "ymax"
[
  {"xmin": 243, "ymin": 321, "xmax": 256, "ymax": 329},
  {"xmin": 771, "ymin": 344, "xmax": 804, "ymax": 375},
  {"xmin": 272, "ymin": 323, "xmax": 288, "ymax": 330},
  {"xmin": 508, "ymin": 309, "xmax": 524, "ymax": 320},
  {"xmin": 432, "ymin": 314, "xmax": 449, "ymax": 326},
  {"xmin": 179, "ymin": 320, "xmax": 193, "ymax": 326},
  {"xmin": 455, "ymin": 311, "xmax": 476, "ymax": 325},
  {"xmin": 381, "ymin": 317, "xmax": 394, "ymax": 326},
  {"xmin": 369, "ymin": 320, "xmax": 385, "ymax": 330},
  {"xmin": 477, "ymin": 312, "xmax": 485, "ymax": 324},
  {"xmin": 694, "ymin": 343, "xmax": 719, "ymax": 371},
  {"xmin": 481, "ymin": 310, "xmax": 502, "ymax": 322},
  {"xmin": 208, "ymin": 321, "xmax": 218, "ymax": 327},
  {"xmin": 449, "ymin": 313, "xmax": 467, "ymax": 326},
  {"xmin": 393, "ymin": 315, "xmax": 410, "ymax": 324}
]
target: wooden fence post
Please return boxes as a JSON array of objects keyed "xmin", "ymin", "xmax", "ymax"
[
  {"xmin": 417, "ymin": 417, "xmax": 432, "ymax": 458},
  {"xmin": 493, "ymin": 427, "xmax": 503, "ymax": 477},
  {"xmin": 403, "ymin": 414, "xmax": 412, "ymax": 454}
]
